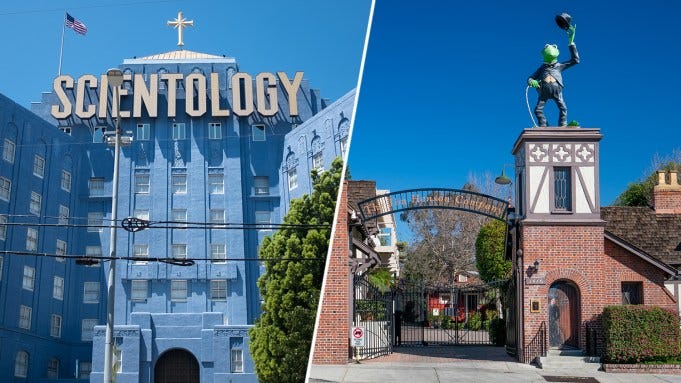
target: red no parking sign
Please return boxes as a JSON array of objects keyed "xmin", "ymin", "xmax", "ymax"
[{"xmin": 350, "ymin": 326, "xmax": 365, "ymax": 347}]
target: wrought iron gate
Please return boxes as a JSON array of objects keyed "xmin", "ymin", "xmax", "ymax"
[{"xmin": 353, "ymin": 274, "xmax": 393, "ymax": 358}]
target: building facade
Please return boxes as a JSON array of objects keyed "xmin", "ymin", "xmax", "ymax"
[{"xmin": 0, "ymin": 48, "xmax": 353, "ymax": 382}]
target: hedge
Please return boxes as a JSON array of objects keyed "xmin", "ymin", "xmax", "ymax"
[{"xmin": 602, "ymin": 305, "xmax": 681, "ymax": 363}]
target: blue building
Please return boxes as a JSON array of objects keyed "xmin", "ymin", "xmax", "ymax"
[{"xmin": 0, "ymin": 47, "xmax": 354, "ymax": 382}]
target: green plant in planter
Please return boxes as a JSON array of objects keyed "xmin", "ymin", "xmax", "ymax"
[{"xmin": 468, "ymin": 312, "xmax": 482, "ymax": 331}]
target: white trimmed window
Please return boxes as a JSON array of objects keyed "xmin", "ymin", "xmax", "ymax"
[
  {"xmin": 22, "ymin": 266, "xmax": 35, "ymax": 291},
  {"xmin": 172, "ymin": 123, "xmax": 186, "ymax": 140},
  {"xmin": 135, "ymin": 174, "xmax": 150, "ymax": 194},
  {"xmin": 134, "ymin": 209, "xmax": 150, "ymax": 220},
  {"xmin": 288, "ymin": 167, "xmax": 298, "ymax": 190},
  {"xmin": 47, "ymin": 357, "xmax": 59, "ymax": 379},
  {"xmin": 59, "ymin": 205, "xmax": 69, "ymax": 225},
  {"xmin": 0, "ymin": 177, "xmax": 10, "ymax": 201},
  {"xmin": 254, "ymin": 176, "xmax": 269, "ymax": 195},
  {"xmin": 86, "ymin": 246, "xmax": 102, "ymax": 267},
  {"xmin": 56, "ymin": 239, "xmax": 67, "ymax": 260},
  {"xmin": 171, "ymin": 280, "xmax": 188, "ymax": 301},
  {"xmin": 79, "ymin": 361, "xmax": 92, "ymax": 379},
  {"xmin": 341, "ymin": 136, "xmax": 348, "ymax": 158},
  {"xmin": 133, "ymin": 244, "xmax": 148, "ymax": 264},
  {"xmin": 172, "ymin": 244, "xmax": 187, "ymax": 259},
  {"xmin": 210, "ymin": 209, "xmax": 224, "ymax": 224},
  {"xmin": 313, "ymin": 151, "xmax": 324, "ymax": 172},
  {"xmin": 0, "ymin": 256, "xmax": 3, "ymax": 281},
  {"xmin": 88, "ymin": 212, "xmax": 103, "ymax": 232},
  {"xmin": 83, "ymin": 282, "xmax": 99, "ymax": 303},
  {"xmin": 211, "ymin": 244, "xmax": 226, "ymax": 263},
  {"xmin": 14, "ymin": 351, "xmax": 28, "ymax": 378},
  {"xmin": 231, "ymin": 348, "xmax": 243, "ymax": 373},
  {"xmin": 3, "ymin": 139, "xmax": 15, "ymax": 163},
  {"xmin": 33, "ymin": 155, "xmax": 45, "ymax": 178},
  {"xmin": 208, "ymin": 122, "xmax": 222, "ymax": 139},
  {"xmin": 172, "ymin": 209, "xmax": 187, "ymax": 228},
  {"xmin": 208, "ymin": 174, "xmax": 224, "ymax": 194},
  {"xmin": 61, "ymin": 170, "xmax": 72, "ymax": 192},
  {"xmin": 89, "ymin": 177, "xmax": 105, "ymax": 196},
  {"xmin": 19, "ymin": 305, "xmax": 32, "ymax": 329},
  {"xmin": 0, "ymin": 215, "xmax": 7, "ymax": 240},
  {"xmin": 29, "ymin": 192, "xmax": 41, "ymax": 215},
  {"xmin": 137, "ymin": 123, "xmax": 150, "ymax": 141},
  {"xmin": 53, "ymin": 276, "xmax": 64, "ymax": 300},
  {"xmin": 252, "ymin": 125, "xmax": 265, "ymax": 142},
  {"xmin": 255, "ymin": 211, "xmax": 271, "ymax": 224},
  {"xmin": 26, "ymin": 228, "xmax": 38, "ymax": 251},
  {"xmin": 81, "ymin": 319, "xmax": 97, "ymax": 341},
  {"xmin": 172, "ymin": 174, "xmax": 187, "ymax": 194},
  {"xmin": 210, "ymin": 280, "xmax": 227, "ymax": 300},
  {"xmin": 131, "ymin": 280, "xmax": 148, "ymax": 301},
  {"xmin": 50, "ymin": 314, "xmax": 62, "ymax": 338}
]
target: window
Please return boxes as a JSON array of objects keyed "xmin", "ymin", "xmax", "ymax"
[
  {"xmin": 19, "ymin": 305, "xmax": 32, "ymax": 329},
  {"xmin": 255, "ymin": 211, "xmax": 271, "ymax": 224},
  {"xmin": 211, "ymin": 280, "xmax": 227, "ymax": 300},
  {"xmin": 3, "ymin": 139, "xmax": 15, "ymax": 163},
  {"xmin": 288, "ymin": 167, "xmax": 298, "ymax": 190},
  {"xmin": 133, "ymin": 244, "xmax": 148, "ymax": 264},
  {"xmin": 135, "ymin": 174, "xmax": 150, "ymax": 194},
  {"xmin": 93, "ymin": 126, "xmax": 105, "ymax": 143},
  {"xmin": 134, "ymin": 209, "xmax": 150, "ymax": 220},
  {"xmin": 114, "ymin": 348, "xmax": 122, "ymax": 373},
  {"xmin": 0, "ymin": 215, "xmax": 7, "ymax": 240},
  {"xmin": 81, "ymin": 319, "xmax": 97, "ymax": 341},
  {"xmin": 172, "ymin": 123, "xmax": 186, "ymax": 140},
  {"xmin": 378, "ymin": 227, "xmax": 392, "ymax": 246},
  {"xmin": 208, "ymin": 122, "xmax": 222, "ymax": 139},
  {"xmin": 26, "ymin": 228, "xmax": 38, "ymax": 251},
  {"xmin": 61, "ymin": 170, "xmax": 72, "ymax": 192},
  {"xmin": 60, "ymin": 126, "xmax": 72, "ymax": 135},
  {"xmin": 341, "ymin": 136, "xmax": 348, "ymax": 158},
  {"xmin": 554, "ymin": 167, "xmax": 572, "ymax": 211},
  {"xmin": 313, "ymin": 151, "xmax": 324, "ymax": 172},
  {"xmin": 88, "ymin": 212, "xmax": 103, "ymax": 232},
  {"xmin": 252, "ymin": 125, "xmax": 265, "ymax": 141},
  {"xmin": 56, "ymin": 239, "xmax": 67, "ymax": 260},
  {"xmin": 231, "ymin": 348, "xmax": 243, "ymax": 373},
  {"xmin": 50, "ymin": 314, "xmax": 62, "ymax": 338},
  {"xmin": 86, "ymin": 246, "xmax": 102, "ymax": 267},
  {"xmin": 172, "ymin": 244, "xmax": 187, "ymax": 259},
  {"xmin": 622, "ymin": 282, "xmax": 643, "ymax": 305},
  {"xmin": 23, "ymin": 266, "xmax": 35, "ymax": 291},
  {"xmin": 53, "ymin": 276, "xmax": 64, "ymax": 300},
  {"xmin": 14, "ymin": 351, "xmax": 28, "ymax": 378},
  {"xmin": 171, "ymin": 280, "xmax": 188, "ymax": 301},
  {"xmin": 79, "ymin": 361, "xmax": 92, "ymax": 379},
  {"xmin": 211, "ymin": 244, "xmax": 226, "ymax": 263},
  {"xmin": 254, "ymin": 176, "xmax": 269, "ymax": 195},
  {"xmin": 210, "ymin": 209, "xmax": 224, "ymax": 224},
  {"xmin": 84, "ymin": 282, "xmax": 99, "ymax": 303},
  {"xmin": 0, "ymin": 256, "xmax": 3, "ymax": 281},
  {"xmin": 172, "ymin": 209, "xmax": 187, "ymax": 227},
  {"xmin": 29, "ymin": 192, "xmax": 41, "ymax": 215},
  {"xmin": 172, "ymin": 174, "xmax": 187, "ymax": 194},
  {"xmin": 47, "ymin": 358, "xmax": 59, "ymax": 379},
  {"xmin": 0, "ymin": 177, "xmax": 10, "ymax": 201},
  {"xmin": 137, "ymin": 123, "xmax": 150, "ymax": 140},
  {"xmin": 131, "ymin": 280, "xmax": 148, "ymax": 301},
  {"xmin": 209, "ymin": 173, "xmax": 224, "ymax": 194},
  {"xmin": 89, "ymin": 177, "xmax": 105, "ymax": 196},
  {"xmin": 33, "ymin": 155, "xmax": 45, "ymax": 178},
  {"xmin": 59, "ymin": 205, "xmax": 69, "ymax": 225}
]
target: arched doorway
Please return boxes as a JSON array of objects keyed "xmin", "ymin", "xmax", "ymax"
[
  {"xmin": 548, "ymin": 280, "xmax": 580, "ymax": 349},
  {"xmin": 154, "ymin": 349, "xmax": 199, "ymax": 383}
]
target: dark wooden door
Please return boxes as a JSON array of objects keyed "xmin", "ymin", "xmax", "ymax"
[
  {"xmin": 548, "ymin": 281, "xmax": 579, "ymax": 348},
  {"xmin": 154, "ymin": 349, "xmax": 199, "ymax": 383}
]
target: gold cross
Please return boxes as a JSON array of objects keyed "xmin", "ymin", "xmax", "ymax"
[{"xmin": 167, "ymin": 11, "xmax": 194, "ymax": 47}]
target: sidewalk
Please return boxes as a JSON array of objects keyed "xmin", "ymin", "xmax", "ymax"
[{"xmin": 308, "ymin": 346, "xmax": 681, "ymax": 383}]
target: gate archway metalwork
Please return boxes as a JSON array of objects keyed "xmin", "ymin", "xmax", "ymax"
[{"xmin": 154, "ymin": 348, "xmax": 200, "ymax": 383}]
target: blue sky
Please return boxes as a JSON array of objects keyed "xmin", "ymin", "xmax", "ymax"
[
  {"xmin": 0, "ymin": 0, "xmax": 372, "ymax": 107},
  {"xmin": 349, "ymin": 0, "xmax": 681, "ymax": 206}
]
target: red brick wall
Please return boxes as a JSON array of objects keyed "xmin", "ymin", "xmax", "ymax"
[
  {"xmin": 654, "ymin": 188, "xmax": 681, "ymax": 214},
  {"xmin": 311, "ymin": 180, "xmax": 350, "ymax": 364},
  {"xmin": 520, "ymin": 224, "xmax": 676, "ymax": 355}
]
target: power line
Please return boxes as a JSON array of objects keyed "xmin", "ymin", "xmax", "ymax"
[{"xmin": 0, "ymin": 219, "xmax": 331, "ymax": 231}]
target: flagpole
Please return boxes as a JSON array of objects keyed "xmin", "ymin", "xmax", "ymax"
[{"xmin": 58, "ymin": 11, "xmax": 66, "ymax": 76}]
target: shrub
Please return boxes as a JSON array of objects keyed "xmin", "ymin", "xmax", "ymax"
[
  {"xmin": 603, "ymin": 305, "xmax": 681, "ymax": 363},
  {"xmin": 489, "ymin": 318, "xmax": 506, "ymax": 346},
  {"xmin": 441, "ymin": 315, "xmax": 453, "ymax": 330},
  {"xmin": 468, "ymin": 312, "xmax": 482, "ymax": 331},
  {"xmin": 355, "ymin": 299, "xmax": 387, "ymax": 321}
]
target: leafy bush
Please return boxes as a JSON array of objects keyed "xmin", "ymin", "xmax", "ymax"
[
  {"xmin": 468, "ymin": 312, "xmax": 482, "ymax": 331},
  {"xmin": 441, "ymin": 315, "xmax": 453, "ymax": 330},
  {"xmin": 489, "ymin": 318, "xmax": 506, "ymax": 346},
  {"xmin": 356, "ymin": 299, "xmax": 387, "ymax": 321},
  {"xmin": 603, "ymin": 305, "xmax": 681, "ymax": 363}
]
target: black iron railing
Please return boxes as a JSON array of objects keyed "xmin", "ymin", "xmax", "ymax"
[
  {"xmin": 585, "ymin": 321, "xmax": 600, "ymax": 357},
  {"xmin": 522, "ymin": 321, "xmax": 547, "ymax": 363}
]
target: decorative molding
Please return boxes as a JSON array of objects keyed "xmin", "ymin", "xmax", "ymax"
[{"xmin": 214, "ymin": 329, "xmax": 249, "ymax": 337}]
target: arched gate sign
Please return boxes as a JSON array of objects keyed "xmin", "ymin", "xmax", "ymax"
[{"xmin": 357, "ymin": 188, "xmax": 509, "ymax": 223}]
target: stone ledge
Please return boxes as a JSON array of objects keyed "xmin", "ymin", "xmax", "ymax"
[{"xmin": 603, "ymin": 363, "xmax": 681, "ymax": 374}]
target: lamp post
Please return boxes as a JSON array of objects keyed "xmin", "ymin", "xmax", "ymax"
[
  {"xmin": 103, "ymin": 68, "xmax": 123, "ymax": 383},
  {"xmin": 495, "ymin": 164, "xmax": 514, "ymax": 206}
]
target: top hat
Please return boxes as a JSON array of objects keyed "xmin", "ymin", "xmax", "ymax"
[{"xmin": 555, "ymin": 13, "xmax": 572, "ymax": 30}]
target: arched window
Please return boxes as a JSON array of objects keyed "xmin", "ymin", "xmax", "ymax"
[{"xmin": 14, "ymin": 350, "xmax": 29, "ymax": 378}]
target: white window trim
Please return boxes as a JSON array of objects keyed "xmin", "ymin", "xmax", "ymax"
[
  {"xmin": 19, "ymin": 305, "xmax": 32, "ymax": 329},
  {"xmin": 53, "ymin": 276, "xmax": 64, "ymax": 300},
  {"xmin": 61, "ymin": 170, "xmax": 72, "ymax": 192},
  {"xmin": 50, "ymin": 314, "xmax": 62, "ymax": 338},
  {"xmin": 26, "ymin": 227, "xmax": 38, "ymax": 251},
  {"xmin": 81, "ymin": 319, "xmax": 97, "ymax": 341},
  {"xmin": 0, "ymin": 176, "xmax": 10, "ymax": 201},
  {"xmin": 211, "ymin": 244, "xmax": 227, "ymax": 263},
  {"xmin": 133, "ymin": 244, "xmax": 149, "ymax": 264},
  {"xmin": 33, "ymin": 155, "xmax": 45, "ymax": 178},
  {"xmin": 131, "ymin": 280, "xmax": 148, "ymax": 302},
  {"xmin": 83, "ymin": 282, "xmax": 100, "ymax": 304},
  {"xmin": 22, "ymin": 266, "xmax": 35, "ymax": 291},
  {"xmin": 171, "ymin": 280, "xmax": 188, "ymax": 301}
]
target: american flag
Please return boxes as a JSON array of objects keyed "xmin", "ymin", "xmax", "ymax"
[{"xmin": 65, "ymin": 13, "xmax": 87, "ymax": 35}]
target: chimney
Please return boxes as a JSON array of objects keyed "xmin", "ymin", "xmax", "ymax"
[{"xmin": 653, "ymin": 170, "xmax": 681, "ymax": 214}]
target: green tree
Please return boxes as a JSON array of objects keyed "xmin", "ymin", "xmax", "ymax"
[
  {"xmin": 613, "ymin": 152, "xmax": 681, "ymax": 206},
  {"xmin": 475, "ymin": 220, "xmax": 511, "ymax": 283},
  {"xmin": 249, "ymin": 158, "xmax": 343, "ymax": 383}
]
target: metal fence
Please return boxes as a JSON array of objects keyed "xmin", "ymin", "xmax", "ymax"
[{"xmin": 353, "ymin": 275, "xmax": 393, "ymax": 359}]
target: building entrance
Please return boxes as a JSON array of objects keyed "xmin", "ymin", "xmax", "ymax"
[
  {"xmin": 154, "ymin": 349, "xmax": 200, "ymax": 383},
  {"xmin": 548, "ymin": 281, "xmax": 580, "ymax": 349}
]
